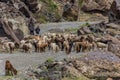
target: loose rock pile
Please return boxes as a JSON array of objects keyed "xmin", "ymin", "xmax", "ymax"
[{"xmin": 28, "ymin": 51, "xmax": 120, "ymax": 80}]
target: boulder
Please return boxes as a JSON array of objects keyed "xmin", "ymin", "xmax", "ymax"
[
  {"xmin": 0, "ymin": 2, "xmax": 29, "ymax": 42},
  {"xmin": 62, "ymin": 0, "xmax": 78, "ymax": 21}
]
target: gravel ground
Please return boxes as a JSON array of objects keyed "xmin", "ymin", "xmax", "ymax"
[
  {"xmin": 0, "ymin": 22, "xmax": 101, "ymax": 76},
  {"xmin": 0, "ymin": 52, "xmax": 60, "ymax": 73},
  {"xmin": 0, "ymin": 50, "xmax": 83, "ymax": 76}
]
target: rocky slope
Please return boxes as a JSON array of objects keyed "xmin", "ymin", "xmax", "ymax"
[
  {"xmin": 0, "ymin": 1, "xmax": 28, "ymax": 41},
  {"xmin": 36, "ymin": 0, "xmax": 114, "ymax": 22},
  {"xmin": 1, "ymin": 51, "xmax": 120, "ymax": 80},
  {"xmin": 0, "ymin": 0, "xmax": 118, "ymax": 24},
  {"xmin": 0, "ymin": 0, "xmax": 41, "ymax": 41},
  {"xmin": 0, "ymin": 0, "xmax": 118, "ymax": 37},
  {"xmin": 0, "ymin": 21, "xmax": 119, "ymax": 80},
  {"xmin": 20, "ymin": 51, "xmax": 120, "ymax": 80},
  {"xmin": 0, "ymin": 0, "xmax": 120, "ymax": 80}
]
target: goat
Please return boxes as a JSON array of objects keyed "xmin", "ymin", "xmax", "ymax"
[{"xmin": 5, "ymin": 60, "xmax": 17, "ymax": 76}]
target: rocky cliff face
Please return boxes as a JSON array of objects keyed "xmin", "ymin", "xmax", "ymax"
[
  {"xmin": 0, "ymin": 0, "xmax": 41, "ymax": 41},
  {"xmin": 0, "ymin": 0, "xmax": 117, "ymax": 25},
  {"xmin": 37, "ymin": 0, "xmax": 114, "ymax": 22},
  {"xmin": 0, "ymin": 2, "xmax": 28, "ymax": 41},
  {"xmin": 78, "ymin": 0, "xmax": 113, "ymax": 21}
]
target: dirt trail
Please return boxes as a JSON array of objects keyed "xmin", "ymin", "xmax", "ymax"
[{"xmin": 39, "ymin": 22, "xmax": 100, "ymax": 33}]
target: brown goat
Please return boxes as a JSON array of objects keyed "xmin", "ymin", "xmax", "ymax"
[
  {"xmin": 22, "ymin": 41, "xmax": 33, "ymax": 53},
  {"xmin": 74, "ymin": 42, "xmax": 82, "ymax": 53},
  {"xmin": 75, "ymin": 41, "xmax": 91, "ymax": 52},
  {"xmin": 36, "ymin": 40, "xmax": 48, "ymax": 52},
  {"xmin": 80, "ymin": 41, "xmax": 91, "ymax": 52},
  {"xmin": 5, "ymin": 60, "xmax": 17, "ymax": 76},
  {"xmin": 63, "ymin": 40, "xmax": 71, "ymax": 54}
]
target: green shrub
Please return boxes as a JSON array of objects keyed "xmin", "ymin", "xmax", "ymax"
[
  {"xmin": 46, "ymin": 58, "xmax": 54, "ymax": 63},
  {"xmin": 80, "ymin": 22, "xmax": 90, "ymax": 27}
]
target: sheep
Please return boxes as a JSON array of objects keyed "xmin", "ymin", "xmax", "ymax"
[
  {"xmin": 2, "ymin": 42, "xmax": 9, "ymax": 52},
  {"xmin": 50, "ymin": 43, "xmax": 59, "ymax": 53},
  {"xmin": 2, "ymin": 41, "xmax": 15, "ymax": 53},
  {"xmin": 43, "ymin": 35, "xmax": 48, "ymax": 42},
  {"xmin": 20, "ymin": 40, "xmax": 26, "ymax": 49},
  {"xmin": 96, "ymin": 42, "xmax": 107, "ymax": 50},
  {"xmin": 8, "ymin": 42, "xmax": 15, "ymax": 53}
]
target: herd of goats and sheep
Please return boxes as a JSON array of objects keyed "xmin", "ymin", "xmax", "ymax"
[{"xmin": 0, "ymin": 32, "xmax": 112, "ymax": 54}]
